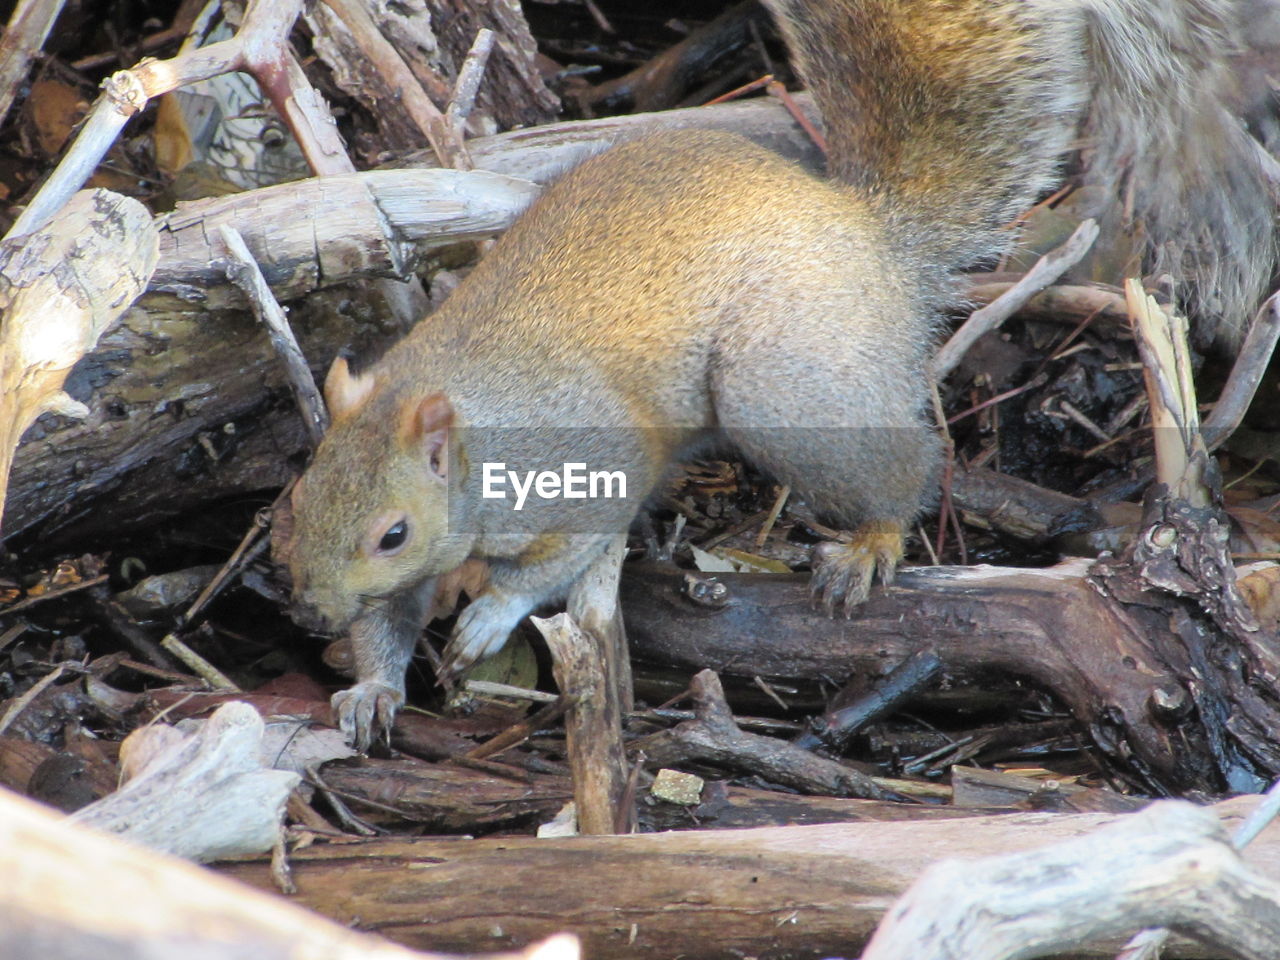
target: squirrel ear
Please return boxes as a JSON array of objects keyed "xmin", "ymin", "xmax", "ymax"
[
  {"xmin": 324, "ymin": 356, "xmax": 377, "ymax": 424},
  {"xmin": 399, "ymin": 392, "xmax": 454, "ymax": 479}
]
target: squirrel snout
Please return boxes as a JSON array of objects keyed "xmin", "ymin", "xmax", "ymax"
[{"xmin": 289, "ymin": 596, "xmax": 336, "ymax": 636}]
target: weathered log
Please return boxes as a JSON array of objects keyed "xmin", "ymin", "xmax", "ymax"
[
  {"xmin": 619, "ymin": 559, "xmax": 1275, "ymax": 793},
  {"xmin": 861, "ymin": 800, "xmax": 1280, "ymax": 960},
  {"xmin": 0, "ymin": 783, "xmax": 576, "ymax": 960},
  {"xmin": 214, "ymin": 795, "xmax": 1280, "ymax": 960},
  {"xmin": 0, "ymin": 189, "xmax": 158, "ymax": 533}
]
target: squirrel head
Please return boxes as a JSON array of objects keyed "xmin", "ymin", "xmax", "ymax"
[{"xmin": 285, "ymin": 356, "xmax": 474, "ymax": 634}]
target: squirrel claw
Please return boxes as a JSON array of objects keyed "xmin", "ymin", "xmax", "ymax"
[
  {"xmin": 810, "ymin": 524, "xmax": 904, "ymax": 617},
  {"xmin": 332, "ymin": 681, "xmax": 404, "ymax": 752},
  {"xmin": 437, "ymin": 591, "xmax": 529, "ymax": 680}
]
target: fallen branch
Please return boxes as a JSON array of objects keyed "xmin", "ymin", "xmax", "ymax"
[
  {"xmin": 1, "ymin": 781, "xmax": 577, "ymax": 960},
  {"xmin": 863, "ymin": 800, "xmax": 1280, "ymax": 960},
  {"xmin": 215, "ymin": 795, "xmax": 1280, "ymax": 960},
  {"xmin": 0, "ymin": 0, "xmax": 68, "ymax": 126},
  {"xmin": 0, "ymin": 188, "xmax": 158, "ymax": 531}
]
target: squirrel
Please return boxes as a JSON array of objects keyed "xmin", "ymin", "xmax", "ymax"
[{"xmin": 283, "ymin": 0, "xmax": 1279, "ymax": 748}]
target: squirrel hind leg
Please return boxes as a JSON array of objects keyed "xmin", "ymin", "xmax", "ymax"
[{"xmin": 810, "ymin": 524, "xmax": 904, "ymax": 616}]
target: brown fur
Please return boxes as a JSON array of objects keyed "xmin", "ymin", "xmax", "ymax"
[{"xmin": 285, "ymin": 0, "xmax": 1279, "ymax": 748}]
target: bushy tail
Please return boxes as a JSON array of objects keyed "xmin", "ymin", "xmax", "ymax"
[
  {"xmin": 762, "ymin": 0, "xmax": 1279, "ymax": 349},
  {"xmin": 1082, "ymin": 0, "xmax": 1277, "ymax": 348}
]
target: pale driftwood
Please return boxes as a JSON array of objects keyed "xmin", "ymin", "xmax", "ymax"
[
  {"xmin": 0, "ymin": 189, "xmax": 157, "ymax": 532},
  {"xmin": 933, "ymin": 218, "xmax": 1099, "ymax": 377},
  {"xmin": 153, "ymin": 96, "xmax": 818, "ymax": 309},
  {"xmin": 861, "ymin": 800, "xmax": 1280, "ymax": 960},
  {"xmin": 447, "ymin": 29, "xmax": 497, "ymax": 140},
  {"xmin": 1126, "ymin": 280, "xmax": 1203, "ymax": 500},
  {"xmin": 154, "ymin": 167, "xmax": 541, "ymax": 306},
  {"xmin": 540, "ymin": 536, "xmax": 633, "ymax": 835},
  {"xmin": 2, "ymin": 0, "xmax": 428, "ymax": 326},
  {"xmin": 215, "ymin": 796, "xmax": 1280, "ymax": 960},
  {"xmin": 567, "ymin": 535, "xmax": 632, "ymax": 715},
  {"xmin": 1203, "ymin": 290, "xmax": 1280, "ymax": 450},
  {"xmin": 1, "ymin": 784, "xmax": 578, "ymax": 960},
  {"xmin": 73, "ymin": 702, "xmax": 299, "ymax": 862},
  {"xmin": 533, "ymin": 609, "xmax": 630, "ymax": 835},
  {"xmin": 0, "ymin": 0, "xmax": 68, "ymax": 127},
  {"xmin": 219, "ymin": 224, "xmax": 328, "ymax": 444},
  {"xmin": 965, "ymin": 276, "xmax": 1134, "ymax": 338},
  {"xmin": 1115, "ymin": 780, "xmax": 1280, "ymax": 960}
]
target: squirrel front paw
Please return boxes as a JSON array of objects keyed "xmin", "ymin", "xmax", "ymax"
[
  {"xmin": 438, "ymin": 591, "xmax": 531, "ymax": 678},
  {"xmin": 810, "ymin": 522, "xmax": 904, "ymax": 616},
  {"xmin": 331, "ymin": 681, "xmax": 405, "ymax": 752}
]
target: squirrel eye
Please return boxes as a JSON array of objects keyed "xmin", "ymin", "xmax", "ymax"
[{"xmin": 378, "ymin": 520, "xmax": 408, "ymax": 553}]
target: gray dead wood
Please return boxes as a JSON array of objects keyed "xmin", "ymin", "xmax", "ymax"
[
  {"xmin": 0, "ymin": 0, "xmax": 68, "ymax": 126},
  {"xmin": 861, "ymin": 800, "xmax": 1280, "ymax": 960},
  {"xmin": 0, "ymin": 189, "xmax": 158, "ymax": 534},
  {"xmin": 0, "ymin": 781, "xmax": 578, "ymax": 960},
  {"xmin": 533, "ymin": 544, "xmax": 633, "ymax": 835},
  {"xmin": 73, "ymin": 701, "xmax": 299, "ymax": 862}
]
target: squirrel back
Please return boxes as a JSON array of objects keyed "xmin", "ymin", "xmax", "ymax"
[{"xmin": 765, "ymin": 0, "xmax": 1277, "ymax": 347}]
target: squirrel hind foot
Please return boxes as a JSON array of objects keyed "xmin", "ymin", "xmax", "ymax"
[{"xmin": 810, "ymin": 522, "xmax": 905, "ymax": 616}]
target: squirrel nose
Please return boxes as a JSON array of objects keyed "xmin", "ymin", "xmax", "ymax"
[{"xmin": 289, "ymin": 597, "xmax": 333, "ymax": 635}]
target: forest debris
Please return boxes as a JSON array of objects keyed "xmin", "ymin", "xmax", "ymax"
[
  {"xmin": 155, "ymin": 7, "xmax": 308, "ymax": 193},
  {"xmin": 0, "ymin": 0, "xmax": 69, "ymax": 127},
  {"xmin": 154, "ymin": 167, "xmax": 540, "ymax": 307},
  {"xmin": 310, "ymin": 0, "xmax": 470, "ymax": 169},
  {"xmin": 949, "ymin": 465, "xmax": 1101, "ymax": 544},
  {"xmin": 73, "ymin": 701, "xmax": 298, "ymax": 861},
  {"xmin": 965, "ymin": 275, "xmax": 1134, "ymax": 339},
  {"xmin": 1202, "ymin": 291, "xmax": 1280, "ymax": 451},
  {"xmin": 115, "ymin": 564, "xmax": 222, "ymax": 617},
  {"xmin": 5, "ymin": 0, "xmax": 308, "ymax": 240},
  {"xmin": 650, "ymin": 768, "xmax": 704, "ymax": 805},
  {"xmin": 315, "ymin": 756, "xmax": 571, "ymax": 831},
  {"xmin": 633, "ymin": 669, "xmax": 893, "ymax": 801},
  {"xmin": 214, "ymin": 795, "xmax": 1280, "ymax": 960},
  {"xmin": 448, "ymin": 29, "xmax": 497, "ymax": 141},
  {"xmin": 947, "ymin": 766, "xmax": 1147, "ymax": 814},
  {"xmin": 573, "ymin": 2, "xmax": 767, "ymax": 115},
  {"xmin": 533, "ymin": 540, "xmax": 632, "ymax": 835},
  {"xmin": 1115, "ymin": 778, "xmax": 1280, "ymax": 960},
  {"xmin": 219, "ymin": 224, "xmax": 327, "ymax": 443},
  {"xmin": 794, "ymin": 650, "xmax": 943, "ymax": 753},
  {"xmin": 4, "ymin": 783, "xmax": 571, "ymax": 960},
  {"xmin": 0, "ymin": 188, "xmax": 157, "ymax": 532},
  {"xmin": 619, "ymin": 559, "xmax": 1270, "ymax": 794},
  {"xmin": 934, "ymin": 218, "xmax": 1099, "ymax": 377},
  {"xmin": 861, "ymin": 800, "xmax": 1280, "ymax": 960}
]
